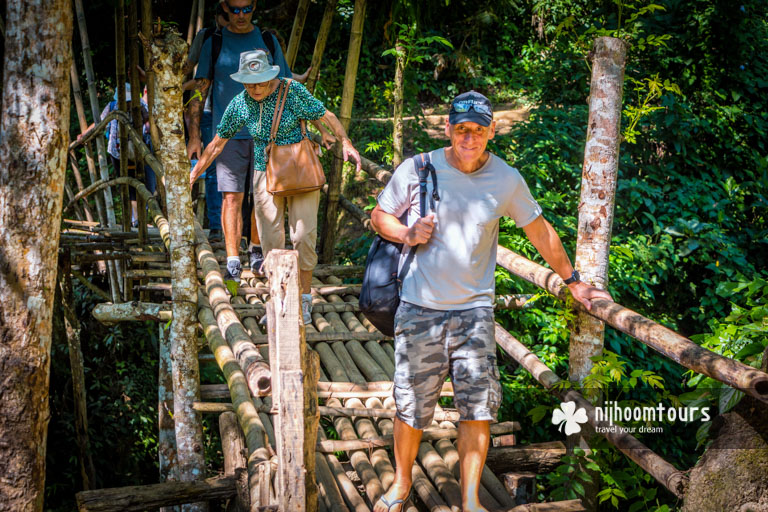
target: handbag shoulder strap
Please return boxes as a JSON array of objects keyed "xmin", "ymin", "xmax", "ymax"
[
  {"xmin": 269, "ymin": 78, "xmax": 292, "ymax": 143},
  {"xmin": 397, "ymin": 152, "xmax": 437, "ymax": 286}
]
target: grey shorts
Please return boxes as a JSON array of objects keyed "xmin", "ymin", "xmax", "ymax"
[
  {"xmin": 393, "ymin": 301, "xmax": 501, "ymax": 430},
  {"xmin": 216, "ymin": 139, "xmax": 254, "ymax": 193}
]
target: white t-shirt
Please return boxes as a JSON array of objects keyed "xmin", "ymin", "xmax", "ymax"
[{"xmin": 377, "ymin": 148, "xmax": 542, "ymax": 310}]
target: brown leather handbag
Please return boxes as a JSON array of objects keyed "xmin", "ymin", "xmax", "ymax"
[{"xmin": 265, "ymin": 79, "xmax": 326, "ymax": 197}]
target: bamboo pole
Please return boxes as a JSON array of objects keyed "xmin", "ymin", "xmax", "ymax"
[
  {"xmin": 285, "ymin": 0, "xmax": 311, "ymax": 69},
  {"xmin": 316, "ymin": 422, "xmax": 520, "ymax": 453},
  {"xmin": 187, "ymin": 0, "xmax": 199, "ymax": 45},
  {"xmin": 67, "ymin": 152, "xmax": 96, "ymax": 223},
  {"xmin": 149, "ymin": 27, "xmax": 206, "ymax": 511},
  {"xmin": 494, "ymin": 323, "xmax": 688, "ymax": 497},
  {"xmin": 495, "ymin": 246, "xmax": 768, "ymax": 402},
  {"xmin": 73, "ymin": 0, "xmax": 117, "ymax": 228},
  {"xmin": 129, "ymin": 0, "xmax": 148, "ymax": 247},
  {"xmin": 199, "ymin": 306, "xmax": 272, "ymax": 508},
  {"xmin": 116, "ymin": 0, "xmax": 131, "ymax": 235},
  {"xmin": 306, "ymin": 0, "xmax": 338, "ymax": 94},
  {"xmin": 195, "ymin": 224, "xmax": 271, "ymax": 396},
  {"xmin": 142, "ymin": 0, "xmax": 162, "ymax": 198},
  {"xmin": 196, "ymin": 0, "xmax": 205, "ymax": 35},
  {"xmin": 320, "ymin": 0, "xmax": 366, "ymax": 263}
]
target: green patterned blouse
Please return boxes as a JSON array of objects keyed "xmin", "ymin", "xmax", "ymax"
[{"xmin": 216, "ymin": 78, "xmax": 327, "ymax": 172}]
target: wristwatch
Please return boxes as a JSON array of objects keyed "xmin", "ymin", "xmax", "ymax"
[{"xmin": 563, "ymin": 270, "xmax": 580, "ymax": 285}]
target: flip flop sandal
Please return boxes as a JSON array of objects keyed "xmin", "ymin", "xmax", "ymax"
[{"xmin": 376, "ymin": 490, "xmax": 412, "ymax": 512}]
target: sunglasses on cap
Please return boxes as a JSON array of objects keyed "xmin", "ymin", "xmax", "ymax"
[
  {"xmin": 451, "ymin": 101, "xmax": 492, "ymax": 115},
  {"xmin": 226, "ymin": 3, "xmax": 254, "ymax": 14}
]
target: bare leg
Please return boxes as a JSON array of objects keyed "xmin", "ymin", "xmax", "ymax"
[
  {"xmin": 130, "ymin": 200, "xmax": 138, "ymax": 224},
  {"xmin": 222, "ymin": 192, "xmax": 244, "ymax": 258},
  {"xmin": 299, "ymin": 270, "xmax": 312, "ymax": 295},
  {"xmin": 457, "ymin": 420, "xmax": 490, "ymax": 512},
  {"xmin": 373, "ymin": 418, "xmax": 421, "ymax": 512}
]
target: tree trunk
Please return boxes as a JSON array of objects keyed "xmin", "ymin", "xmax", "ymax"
[
  {"xmin": 305, "ymin": 0, "xmax": 338, "ymax": 94},
  {"xmin": 320, "ymin": 0, "xmax": 366, "ymax": 263},
  {"xmin": 149, "ymin": 26, "xmax": 206, "ymax": 511},
  {"xmin": 391, "ymin": 37, "xmax": 405, "ymax": 168},
  {"xmin": 0, "ymin": 1, "xmax": 73, "ymax": 510},
  {"xmin": 569, "ymin": 36, "xmax": 627, "ymax": 387},
  {"xmin": 158, "ymin": 324, "xmax": 179, "ymax": 508},
  {"xmin": 285, "ymin": 0, "xmax": 311, "ymax": 70}
]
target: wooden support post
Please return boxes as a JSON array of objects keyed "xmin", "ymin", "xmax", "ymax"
[
  {"xmin": 569, "ymin": 36, "xmax": 628, "ymax": 390},
  {"xmin": 58, "ymin": 250, "xmax": 96, "ymax": 491},
  {"xmin": 149, "ymin": 26, "xmax": 206, "ymax": 511},
  {"xmin": 220, "ymin": 412, "xmax": 249, "ymax": 512},
  {"xmin": 264, "ymin": 250, "xmax": 319, "ymax": 512},
  {"xmin": 306, "ymin": 0, "xmax": 338, "ymax": 94},
  {"xmin": 285, "ymin": 0, "xmax": 311, "ymax": 70},
  {"xmin": 320, "ymin": 0, "xmax": 366, "ymax": 263}
]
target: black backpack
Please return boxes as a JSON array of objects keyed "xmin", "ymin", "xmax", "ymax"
[
  {"xmin": 206, "ymin": 27, "xmax": 278, "ymax": 95},
  {"xmin": 360, "ymin": 153, "xmax": 439, "ymax": 336}
]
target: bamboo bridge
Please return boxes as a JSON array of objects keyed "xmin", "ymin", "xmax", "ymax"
[
  {"xmin": 54, "ymin": 6, "xmax": 768, "ymax": 510},
  {"xmin": 59, "ymin": 104, "xmax": 768, "ymax": 512}
]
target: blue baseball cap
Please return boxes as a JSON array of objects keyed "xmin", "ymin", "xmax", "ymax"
[{"xmin": 448, "ymin": 90, "xmax": 493, "ymax": 126}]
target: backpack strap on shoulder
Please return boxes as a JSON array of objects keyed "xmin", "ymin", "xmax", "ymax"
[
  {"xmin": 397, "ymin": 152, "xmax": 439, "ymax": 287},
  {"xmin": 262, "ymin": 29, "xmax": 277, "ymax": 60}
]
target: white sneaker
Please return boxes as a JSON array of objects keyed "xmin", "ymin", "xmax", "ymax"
[{"xmin": 301, "ymin": 294, "xmax": 313, "ymax": 324}]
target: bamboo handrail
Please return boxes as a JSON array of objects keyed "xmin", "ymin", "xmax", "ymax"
[
  {"xmin": 494, "ymin": 324, "xmax": 688, "ymax": 497},
  {"xmin": 495, "ymin": 245, "xmax": 768, "ymax": 402}
]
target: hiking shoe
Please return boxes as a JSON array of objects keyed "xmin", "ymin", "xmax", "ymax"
[
  {"xmin": 224, "ymin": 259, "xmax": 242, "ymax": 284},
  {"xmin": 301, "ymin": 294, "xmax": 313, "ymax": 325},
  {"xmin": 208, "ymin": 229, "xmax": 222, "ymax": 243},
  {"xmin": 250, "ymin": 246, "xmax": 264, "ymax": 276}
]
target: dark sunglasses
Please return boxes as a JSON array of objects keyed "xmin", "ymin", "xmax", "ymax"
[
  {"xmin": 451, "ymin": 101, "xmax": 492, "ymax": 115},
  {"xmin": 226, "ymin": 3, "xmax": 254, "ymax": 15}
]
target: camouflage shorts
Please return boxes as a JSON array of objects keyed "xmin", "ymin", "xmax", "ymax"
[{"xmin": 392, "ymin": 301, "xmax": 502, "ymax": 430}]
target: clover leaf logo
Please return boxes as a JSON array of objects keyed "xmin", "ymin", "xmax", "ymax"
[{"xmin": 552, "ymin": 401, "xmax": 588, "ymax": 435}]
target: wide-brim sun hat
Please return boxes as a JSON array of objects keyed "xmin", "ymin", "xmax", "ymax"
[{"xmin": 230, "ymin": 49, "xmax": 280, "ymax": 84}]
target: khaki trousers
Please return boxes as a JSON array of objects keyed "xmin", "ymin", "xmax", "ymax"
[{"xmin": 252, "ymin": 171, "xmax": 320, "ymax": 271}]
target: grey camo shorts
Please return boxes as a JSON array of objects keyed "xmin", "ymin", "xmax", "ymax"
[{"xmin": 393, "ymin": 301, "xmax": 502, "ymax": 430}]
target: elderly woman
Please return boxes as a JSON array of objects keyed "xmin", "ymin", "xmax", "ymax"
[{"xmin": 190, "ymin": 49, "xmax": 361, "ymax": 323}]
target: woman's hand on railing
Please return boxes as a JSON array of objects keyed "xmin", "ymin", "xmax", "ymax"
[
  {"xmin": 341, "ymin": 138, "xmax": 362, "ymax": 173},
  {"xmin": 320, "ymin": 131, "xmax": 336, "ymax": 150}
]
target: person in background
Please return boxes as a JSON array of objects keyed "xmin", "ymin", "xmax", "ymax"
[
  {"xmin": 80, "ymin": 83, "xmax": 152, "ymax": 228},
  {"xmin": 190, "ymin": 50, "xmax": 361, "ymax": 324}
]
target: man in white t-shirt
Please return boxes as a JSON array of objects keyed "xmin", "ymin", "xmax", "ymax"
[{"xmin": 370, "ymin": 91, "xmax": 612, "ymax": 512}]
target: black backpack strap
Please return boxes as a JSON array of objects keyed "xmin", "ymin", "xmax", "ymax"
[
  {"xmin": 397, "ymin": 152, "xmax": 437, "ymax": 287},
  {"xmin": 262, "ymin": 29, "xmax": 277, "ymax": 61},
  {"xmin": 207, "ymin": 27, "xmax": 223, "ymax": 82}
]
